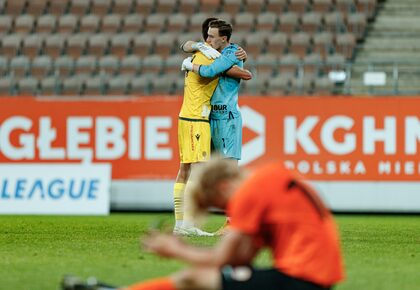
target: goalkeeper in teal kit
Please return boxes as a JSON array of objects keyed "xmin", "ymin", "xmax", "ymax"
[{"xmin": 182, "ymin": 19, "xmax": 248, "ymax": 161}]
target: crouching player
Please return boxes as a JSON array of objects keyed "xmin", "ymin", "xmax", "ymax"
[{"xmin": 62, "ymin": 157, "xmax": 345, "ymax": 290}]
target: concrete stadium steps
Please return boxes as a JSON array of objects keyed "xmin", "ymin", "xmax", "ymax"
[{"xmin": 350, "ymin": 0, "xmax": 420, "ymax": 95}]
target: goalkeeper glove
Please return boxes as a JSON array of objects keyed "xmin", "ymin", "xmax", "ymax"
[
  {"xmin": 192, "ymin": 42, "xmax": 221, "ymax": 59},
  {"xmin": 181, "ymin": 57, "xmax": 193, "ymax": 71}
]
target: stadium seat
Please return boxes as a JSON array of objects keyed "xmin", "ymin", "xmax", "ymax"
[
  {"xmin": 14, "ymin": 15, "xmax": 35, "ymax": 35},
  {"xmin": 154, "ymin": 33, "xmax": 177, "ymax": 57},
  {"xmin": 288, "ymin": 0, "xmax": 310, "ymax": 15},
  {"xmin": 87, "ymin": 33, "xmax": 109, "ymax": 57},
  {"xmin": 245, "ymin": 0, "xmax": 264, "ymax": 15},
  {"xmin": 178, "ymin": 0, "xmax": 198, "ymax": 15},
  {"xmin": 17, "ymin": 77, "xmax": 39, "ymax": 95},
  {"xmin": 200, "ymin": 0, "xmax": 221, "ymax": 14},
  {"xmin": 101, "ymin": 14, "xmax": 122, "ymax": 34},
  {"xmin": 91, "ymin": 0, "xmax": 112, "ymax": 16},
  {"xmin": 0, "ymin": 78, "xmax": 15, "ymax": 96},
  {"xmin": 234, "ymin": 12, "xmax": 255, "ymax": 32},
  {"xmin": 54, "ymin": 56, "xmax": 74, "ymax": 77},
  {"xmin": 347, "ymin": 12, "xmax": 367, "ymax": 40},
  {"xmin": 325, "ymin": 53, "xmax": 346, "ymax": 72},
  {"xmin": 49, "ymin": 0, "xmax": 70, "ymax": 15},
  {"xmin": 106, "ymin": 75, "xmax": 131, "ymax": 95},
  {"xmin": 189, "ymin": 12, "xmax": 210, "ymax": 33},
  {"xmin": 357, "ymin": 0, "xmax": 377, "ymax": 20},
  {"xmin": 267, "ymin": 74, "xmax": 293, "ymax": 95},
  {"xmin": 44, "ymin": 34, "xmax": 66, "ymax": 59},
  {"xmin": 66, "ymin": 33, "xmax": 89, "ymax": 58},
  {"xmin": 122, "ymin": 14, "xmax": 144, "ymax": 33},
  {"xmin": 27, "ymin": 0, "xmax": 49, "ymax": 16},
  {"xmin": 62, "ymin": 76, "xmax": 84, "ymax": 95},
  {"xmin": 313, "ymin": 76, "xmax": 335, "ymax": 95},
  {"xmin": 119, "ymin": 55, "xmax": 142, "ymax": 76},
  {"xmin": 68, "ymin": 0, "xmax": 91, "ymax": 16},
  {"xmin": 301, "ymin": 12, "xmax": 323, "ymax": 34},
  {"xmin": 256, "ymin": 12, "xmax": 278, "ymax": 32},
  {"xmin": 302, "ymin": 53, "xmax": 323, "ymax": 77},
  {"xmin": 173, "ymin": 76, "xmax": 185, "ymax": 95},
  {"xmin": 279, "ymin": 53, "xmax": 300, "ymax": 76},
  {"xmin": 335, "ymin": 33, "xmax": 356, "ymax": 60},
  {"xmin": 335, "ymin": 0, "xmax": 356, "ymax": 16},
  {"xmin": 163, "ymin": 54, "xmax": 184, "ymax": 75},
  {"xmin": 132, "ymin": 33, "xmax": 154, "ymax": 57},
  {"xmin": 21, "ymin": 34, "xmax": 44, "ymax": 59},
  {"xmin": 266, "ymin": 0, "xmax": 287, "ymax": 14},
  {"xmin": 1, "ymin": 34, "xmax": 22, "ymax": 58},
  {"xmin": 151, "ymin": 74, "xmax": 177, "ymax": 95},
  {"xmin": 223, "ymin": 0, "xmax": 243, "ymax": 15},
  {"xmin": 289, "ymin": 32, "xmax": 311, "ymax": 58},
  {"xmin": 255, "ymin": 54, "xmax": 278, "ymax": 78},
  {"xmin": 278, "ymin": 12, "xmax": 299, "ymax": 35},
  {"xmin": 229, "ymin": 31, "xmax": 247, "ymax": 47},
  {"xmin": 109, "ymin": 33, "xmax": 132, "ymax": 59},
  {"xmin": 130, "ymin": 75, "xmax": 153, "ymax": 95},
  {"xmin": 266, "ymin": 32, "xmax": 288, "ymax": 56},
  {"xmin": 31, "ymin": 55, "xmax": 53, "ymax": 80},
  {"xmin": 177, "ymin": 31, "xmax": 201, "ymax": 46},
  {"xmin": 290, "ymin": 76, "xmax": 314, "ymax": 95},
  {"xmin": 98, "ymin": 55, "xmax": 119, "ymax": 76},
  {"xmin": 167, "ymin": 13, "xmax": 189, "ymax": 32},
  {"xmin": 40, "ymin": 76, "xmax": 60, "ymax": 95},
  {"xmin": 0, "ymin": 56, "xmax": 8, "ymax": 76},
  {"xmin": 144, "ymin": 13, "xmax": 167, "ymax": 33},
  {"xmin": 112, "ymin": 0, "xmax": 133, "ymax": 15},
  {"xmin": 312, "ymin": 32, "xmax": 334, "ymax": 59},
  {"xmin": 242, "ymin": 76, "xmax": 268, "ymax": 95},
  {"xmin": 0, "ymin": 15, "xmax": 12, "ymax": 35},
  {"xmin": 10, "ymin": 56, "xmax": 30, "ymax": 78},
  {"xmin": 79, "ymin": 14, "xmax": 100, "ymax": 33},
  {"xmin": 84, "ymin": 76, "xmax": 106, "ymax": 95},
  {"xmin": 312, "ymin": 0, "xmax": 333, "ymax": 14},
  {"xmin": 141, "ymin": 54, "xmax": 164, "ymax": 75},
  {"xmin": 36, "ymin": 15, "xmax": 57, "ymax": 34},
  {"xmin": 74, "ymin": 55, "xmax": 97, "ymax": 76},
  {"xmin": 57, "ymin": 14, "xmax": 78, "ymax": 34},
  {"xmin": 156, "ymin": 0, "xmax": 176, "ymax": 14},
  {"xmin": 134, "ymin": 0, "xmax": 155, "ymax": 16},
  {"xmin": 213, "ymin": 12, "xmax": 233, "ymax": 24},
  {"xmin": 244, "ymin": 32, "xmax": 267, "ymax": 57},
  {"xmin": 324, "ymin": 11, "xmax": 347, "ymax": 33},
  {"xmin": 4, "ymin": 0, "xmax": 26, "ymax": 16}
]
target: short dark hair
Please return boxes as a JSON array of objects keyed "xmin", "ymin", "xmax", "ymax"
[
  {"xmin": 208, "ymin": 20, "xmax": 233, "ymax": 41},
  {"xmin": 202, "ymin": 17, "xmax": 218, "ymax": 40}
]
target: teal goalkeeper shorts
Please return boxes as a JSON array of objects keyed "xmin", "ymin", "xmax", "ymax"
[{"xmin": 210, "ymin": 116, "xmax": 242, "ymax": 160}]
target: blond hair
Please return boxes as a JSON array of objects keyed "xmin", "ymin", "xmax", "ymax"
[{"xmin": 188, "ymin": 156, "xmax": 241, "ymax": 220}]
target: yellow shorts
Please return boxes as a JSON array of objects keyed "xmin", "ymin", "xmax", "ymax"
[{"xmin": 178, "ymin": 117, "xmax": 211, "ymax": 163}]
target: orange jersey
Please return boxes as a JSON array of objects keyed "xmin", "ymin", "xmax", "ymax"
[{"xmin": 227, "ymin": 162, "xmax": 345, "ymax": 287}]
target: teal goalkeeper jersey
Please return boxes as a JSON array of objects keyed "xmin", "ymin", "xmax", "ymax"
[{"xmin": 198, "ymin": 43, "xmax": 243, "ymax": 120}]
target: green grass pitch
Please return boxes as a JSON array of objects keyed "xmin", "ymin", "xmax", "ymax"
[{"xmin": 0, "ymin": 214, "xmax": 419, "ymax": 290}]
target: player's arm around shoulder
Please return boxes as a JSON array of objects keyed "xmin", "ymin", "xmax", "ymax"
[{"xmin": 226, "ymin": 65, "xmax": 253, "ymax": 80}]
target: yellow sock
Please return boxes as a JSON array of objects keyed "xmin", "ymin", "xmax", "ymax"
[
  {"xmin": 173, "ymin": 182, "xmax": 185, "ymax": 225},
  {"xmin": 183, "ymin": 180, "xmax": 194, "ymax": 227}
]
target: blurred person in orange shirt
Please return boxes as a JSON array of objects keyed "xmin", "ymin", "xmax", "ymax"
[{"xmin": 62, "ymin": 157, "xmax": 344, "ymax": 290}]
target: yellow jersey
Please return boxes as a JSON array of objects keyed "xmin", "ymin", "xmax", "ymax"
[{"xmin": 179, "ymin": 52, "xmax": 218, "ymax": 120}]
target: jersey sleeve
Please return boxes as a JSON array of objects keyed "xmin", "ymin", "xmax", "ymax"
[
  {"xmin": 198, "ymin": 47, "xmax": 238, "ymax": 78},
  {"xmin": 228, "ymin": 173, "xmax": 269, "ymax": 235}
]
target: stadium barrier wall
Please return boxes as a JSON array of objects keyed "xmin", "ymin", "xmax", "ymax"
[{"xmin": 1, "ymin": 96, "xmax": 420, "ymax": 213}]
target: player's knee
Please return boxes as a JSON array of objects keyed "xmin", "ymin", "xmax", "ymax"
[{"xmin": 173, "ymin": 269, "xmax": 200, "ymax": 288}]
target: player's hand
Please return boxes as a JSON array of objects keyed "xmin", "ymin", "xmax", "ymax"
[
  {"xmin": 142, "ymin": 232, "xmax": 186, "ymax": 258},
  {"xmin": 235, "ymin": 46, "xmax": 248, "ymax": 61},
  {"xmin": 181, "ymin": 56, "xmax": 193, "ymax": 71},
  {"xmin": 193, "ymin": 42, "xmax": 221, "ymax": 59}
]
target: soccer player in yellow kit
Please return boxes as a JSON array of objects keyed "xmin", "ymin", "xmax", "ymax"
[{"xmin": 173, "ymin": 18, "xmax": 251, "ymax": 236}]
